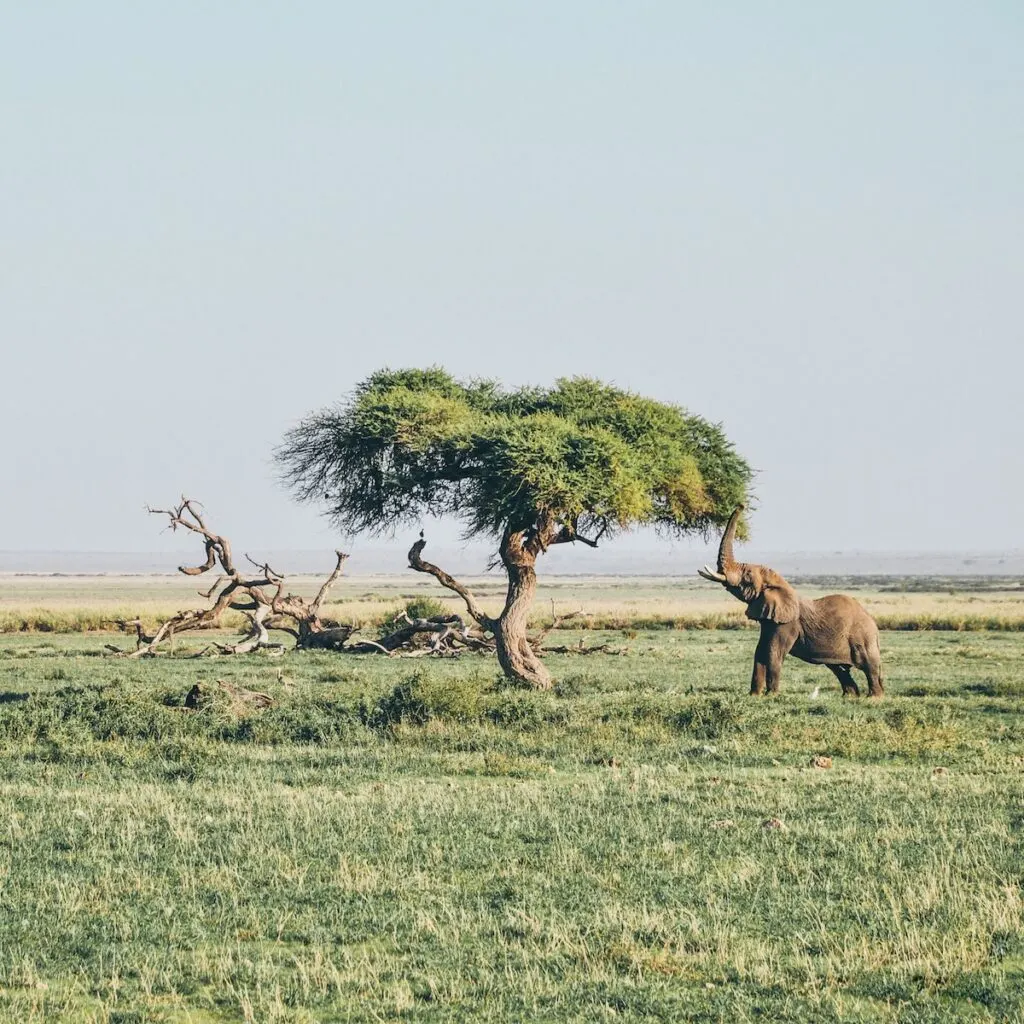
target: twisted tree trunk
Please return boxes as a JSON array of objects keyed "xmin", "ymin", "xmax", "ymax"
[
  {"xmin": 495, "ymin": 531, "xmax": 551, "ymax": 689},
  {"xmin": 406, "ymin": 520, "xmax": 597, "ymax": 689}
]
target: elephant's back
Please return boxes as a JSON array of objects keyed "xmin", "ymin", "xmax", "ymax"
[{"xmin": 811, "ymin": 594, "xmax": 878, "ymax": 638}]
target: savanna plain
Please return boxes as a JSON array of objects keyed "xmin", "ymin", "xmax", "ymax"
[{"xmin": 0, "ymin": 574, "xmax": 1022, "ymax": 1022}]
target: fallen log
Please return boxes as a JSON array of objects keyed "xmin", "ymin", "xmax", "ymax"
[{"xmin": 184, "ymin": 679, "xmax": 275, "ymax": 716}]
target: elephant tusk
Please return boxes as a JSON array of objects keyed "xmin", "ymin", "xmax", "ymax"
[{"xmin": 698, "ymin": 565, "xmax": 727, "ymax": 583}]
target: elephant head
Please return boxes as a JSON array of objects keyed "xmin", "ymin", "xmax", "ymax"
[{"xmin": 697, "ymin": 505, "xmax": 800, "ymax": 623}]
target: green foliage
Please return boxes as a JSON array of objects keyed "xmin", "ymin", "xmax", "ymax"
[
  {"xmin": 276, "ymin": 368, "xmax": 752, "ymax": 542},
  {"xmin": 402, "ymin": 595, "xmax": 448, "ymax": 621},
  {"xmin": 371, "ymin": 669, "xmax": 486, "ymax": 727}
]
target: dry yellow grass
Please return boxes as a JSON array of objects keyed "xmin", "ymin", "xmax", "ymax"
[{"xmin": 2, "ymin": 573, "xmax": 1023, "ymax": 633}]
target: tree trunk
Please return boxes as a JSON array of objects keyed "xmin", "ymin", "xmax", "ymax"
[
  {"xmin": 406, "ymin": 531, "xmax": 554, "ymax": 688},
  {"xmin": 496, "ymin": 532, "xmax": 552, "ymax": 690}
]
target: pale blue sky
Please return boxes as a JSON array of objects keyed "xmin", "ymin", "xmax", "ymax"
[{"xmin": 2, "ymin": 2, "xmax": 1021, "ymax": 560}]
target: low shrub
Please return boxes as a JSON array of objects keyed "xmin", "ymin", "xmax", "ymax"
[
  {"xmin": 554, "ymin": 674, "xmax": 591, "ymax": 698},
  {"xmin": 370, "ymin": 669, "xmax": 485, "ymax": 728},
  {"xmin": 485, "ymin": 693, "xmax": 548, "ymax": 729},
  {"xmin": 0, "ymin": 683, "xmax": 365, "ymax": 747},
  {"xmin": 667, "ymin": 696, "xmax": 745, "ymax": 739}
]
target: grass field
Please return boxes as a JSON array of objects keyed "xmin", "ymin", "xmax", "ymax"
[
  {"xmin": 0, "ymin": 619, "xmax": 1022, "ymax": 1022},
  {"xmin": 3, "ymin": 573, "xmax": 1024, "ymax": 634}
]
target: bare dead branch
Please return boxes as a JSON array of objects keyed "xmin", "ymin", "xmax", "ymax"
[
  {"xmin": 407, "ymin": 536, "xmax": 495, "ymax": 631},
  {"xmin": 115, "ymin": 618, "xmax": 156, "ymax": 648},
  {"xmin": 179, "ymin": 540, "xmax": 218, "ymax": 576},
  {"xmin": 374, "ymin": 610, "xmax": 468, "ymax": 652},
  {"xmin": 540, "ymin": 641, "xmax": 620, "ymax": 655},
  {"xmin": 344, "ymin": 638, "xmax": 394, "ymax": 656},
  {"xmin": 311, "ymin": 551, "xmax": 349, "ymax": 613},
  {"xmin": 244, "ymin": 553, "xmax": 285, "ymax": 582},
  {"xmin": 146, "ymin": 498, "xmax": 237, "ymax": 576},
  {"xmin": 198, "ymin": 575, "xmax": 226, "ymax": 599},
  {"xmin": 184, "ymin": 679, "xmax": 275, "ymax": 714},
  {"xmin": 529, "ymin": 602, "xmax": 586, "ymax": 648}
]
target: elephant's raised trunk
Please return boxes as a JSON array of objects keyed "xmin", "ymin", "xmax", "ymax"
[{"xmin": 717, "ymin": 505, "xmax": 743, "ymax": 572}]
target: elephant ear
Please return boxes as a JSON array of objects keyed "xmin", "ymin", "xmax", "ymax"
[{"xmin": 746, "ymin": 572, "xmax": 799, "ymax": 624}]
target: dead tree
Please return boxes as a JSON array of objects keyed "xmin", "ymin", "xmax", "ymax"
[{"xmin": 115, "ymin": 498, "xmax": 351, "ymax": 657}]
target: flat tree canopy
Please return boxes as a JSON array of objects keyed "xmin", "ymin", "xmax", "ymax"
[{"xmin": 277, "ymin": 369, "xmax": 752, "ymax": 686}]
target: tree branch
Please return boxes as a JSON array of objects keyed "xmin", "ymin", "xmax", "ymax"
[
  {"xmin": 198, "ymin": 575, "xmax": 226, "ymax": 599},
  {"xmin": 311, "ymin": 550, "xmax": 349, "ymax": 613},
  {"xmin": 244, "ymin": 553, "xmax": 285, "ymax": 582},
  {"xmin": 548, "ymin": 517, "xmax": 608, "ymax": 549},
  {"xmin": 146, "ymin": 497, "xmax": 237, "ymax": 575},
  {"xmin": 407, "ymin": 537, "xmax": 495, "ymax": 631},
  {"xmin": 122, "ymin": 500, "xmax": 495, "ymax": 661}
]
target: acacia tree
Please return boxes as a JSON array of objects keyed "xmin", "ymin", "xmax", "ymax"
[{"xmin": 276, "ymin": 370, "xmax": 752, "ymax": 688}]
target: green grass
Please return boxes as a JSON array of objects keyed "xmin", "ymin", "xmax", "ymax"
[{"xmin": 0, "ymin": 631, "xmax": 1021, "ymax": 1021}]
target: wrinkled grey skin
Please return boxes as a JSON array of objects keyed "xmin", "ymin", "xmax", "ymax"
[{"xmin": 698, "ymin": 507, "xmax": 883, "ymax": 697}]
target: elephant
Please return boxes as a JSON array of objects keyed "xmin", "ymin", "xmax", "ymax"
[{"xmin": 697, "ymin": 506, "xmax": 883, "ymax": 697}]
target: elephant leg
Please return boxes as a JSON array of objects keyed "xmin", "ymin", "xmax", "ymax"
[
  {"xmin": 852, "ymin": 639, "xmax": 885, "ymax": 697},
  {"xmin": 765, "ymin": 654, "xmax": 785, "ymax": 694},
  {"xmin": 863, "ymin": 649, "xmax": 884, "ymax": 698},
  {"xmin": 750, "ymin": 658, "xmax": 767, "ymax": 695},
  {"xmin": 753, "ymin": 624, "xmax": 791, "ymax": 695},
  {"xmin": 827, "ymin": 664, "xmax": 860, "ymax": 697}
]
